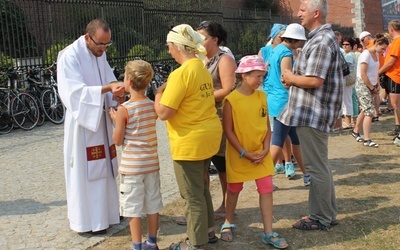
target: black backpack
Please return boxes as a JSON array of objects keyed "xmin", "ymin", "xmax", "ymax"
[{"xmin": 340, "ymin": 52, "xmax": 350, "ymax": 76}]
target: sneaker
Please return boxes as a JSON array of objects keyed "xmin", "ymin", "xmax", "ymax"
[
  {"xmin": 142, "ymin": 241, "xmax": 159, "ymax": 250},
  {"xmin": 394, "ymin": 136, "xmax": 400, "ymax": 147},
  {"xmin": 274, "ymin": 163, "xmax": 285, "ymax": 174},
  {"xmin": 303, "ymin": 173, "xmax": 311, "ymax": 186},
  {"xmin": 285, "ymin": 162, "xmax": 295, "ymax": 179}
]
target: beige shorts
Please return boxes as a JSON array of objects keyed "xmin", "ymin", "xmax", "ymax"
[{"xmin": 119, "ymin": 172, "xmax": 163, "ymax": 217}]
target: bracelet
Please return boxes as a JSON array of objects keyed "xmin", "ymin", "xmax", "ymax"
[{"xmin": 239, "ymin": 149, "xmax": 246, "ymax": 158}]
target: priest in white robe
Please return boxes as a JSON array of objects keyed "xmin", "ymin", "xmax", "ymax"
[{"xmin": 57, "ymin": 18, "xmax": 125, "ymax": 234}]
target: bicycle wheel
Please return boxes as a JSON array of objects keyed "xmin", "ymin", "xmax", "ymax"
[
  {"xmin": 0, "ymin": 99, "xmax": 13, "ymax": 134},
  {"xmin": 11, "ymin": 92, "xmax": 39, "ymax": 130},
  {"xmin": 37, "ymin": 108, "xmax": 46, "ymax": 126},
  {"xmin": 40, "ymin": 88, "xmax": 65, "ymax": 124}
]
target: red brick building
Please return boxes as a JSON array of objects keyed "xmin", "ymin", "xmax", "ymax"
[
  {"xmin": 226, "ymin": 0, "xmax": 400, "ymax": 38},
  {"xmin": 281, "ymin": 0, "xmax": 384, "ymax": 36}
]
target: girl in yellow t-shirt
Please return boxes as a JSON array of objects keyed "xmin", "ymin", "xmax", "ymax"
[{"xmin": 221, "ymin": 55, "xmax": 288, "ymax": 249}]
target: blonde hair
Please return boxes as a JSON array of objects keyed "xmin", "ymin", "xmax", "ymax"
[
  {"xmin": 171, "ymin": 42, "xmax": 197, "ymax": 54},
  {"xmin": 124, "ymin": 60, "xmax": 154, "ymax": 91},
  {"xmin": 388, "ymin": 19, "xmax": 400, "ymax": 31},
  {"xmin": 384, "ymin": 32, "xmax": 393, "ymax": 43}
]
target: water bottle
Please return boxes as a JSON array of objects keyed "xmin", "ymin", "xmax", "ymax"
[{"xmin": 7, "ymin": 78, "xmax": 11, "ymax": 88}]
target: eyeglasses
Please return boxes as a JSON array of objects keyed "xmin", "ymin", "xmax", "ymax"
[
  {"xmin": 197, "ymin": 21, "xmax": 210, "ymax": 29},
  {"xmin": 342, "ymin": 43, "xmax": 351, "ymax": 46},
  {"xmin": 89, "ymin": 35, "xmax": 112, "ymax": 47}
]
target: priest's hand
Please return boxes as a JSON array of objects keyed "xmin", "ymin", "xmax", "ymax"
[{"xmin": 111, "ymin": 83, "xmax": 125, "ymax": 103}]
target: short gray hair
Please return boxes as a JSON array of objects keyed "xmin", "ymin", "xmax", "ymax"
[{"xmin": 303, "ymin": 0, "xmax": 328, "ymax": 19}]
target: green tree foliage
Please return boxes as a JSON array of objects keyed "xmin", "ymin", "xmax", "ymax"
[
  {"xmin": 126, "ymin": 45, "xmax": 156, "ymax": 62},
  {"xmin": 0, "ymin": 1, "xmax": 39, "ymax": 58},
  {"xmin": 237, "ymin": 23, "xmax": 266, "ymax": 55},
  {"xmin": 0, "ymin": 53, "xmax": 14, "ymax": 69},
  {"xmin": 44, "ymin": 39, "xmax": 73, "ymax": 65},
  {"xmin": 158, "ymin": 49, "xmax": 172, "ymax": 60},
  {"xmin": 106, "ymin": 44, "xmax": 118, "ymax": 61}
]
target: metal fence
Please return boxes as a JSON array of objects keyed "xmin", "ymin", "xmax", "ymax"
[{"xmin": 0, "ymin": 0, "xmax": 288, "ymax": 70}]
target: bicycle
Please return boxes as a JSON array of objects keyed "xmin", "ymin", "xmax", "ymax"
[
  {"xmin": 40, "ymin": 63, "xmax": 65, "ymax": 124},
  {"xmin": 0, "ymin": 69, "xmax": 40, "ymax": 132},
  {"xmin": 0, "ymin": 89, "xmax": 14, "ymax": 134},
  {"xmin": 145, "ymin": 62, "xmax": 173, "ymax": 101},
  {"xmin": 24, "ymin": 67, "xmax": 48, "ymax": 126}
]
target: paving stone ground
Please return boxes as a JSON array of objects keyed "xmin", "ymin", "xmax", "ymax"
[{"xmin": 0, "ymin": 120, "xmax": 180, "ymax": 250}]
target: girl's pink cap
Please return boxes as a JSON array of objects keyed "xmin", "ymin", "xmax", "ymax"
[{"xmin": 235, "ymin": 55, "xmax": 266, "ymax": 73}]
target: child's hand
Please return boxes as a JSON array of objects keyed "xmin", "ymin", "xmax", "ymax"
[
  {"xmin": 252, "ymin": 150, "xmax": 268, "ymax": 164},
  {"xmin": 109, "ymin": 108, "xmax": 117, "ymax": 122},
  {"xmin": 244, "ymin": 151, "xmax": 265, "ymax": 164}
]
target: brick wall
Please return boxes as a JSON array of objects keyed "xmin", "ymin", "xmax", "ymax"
[
  {"xmin": 362, "ymin": 0, "xmax": 385, "ymax": 35},
  {"xmin": 280, "ymin": 0, "xmax": 386, "ymax": 37}
]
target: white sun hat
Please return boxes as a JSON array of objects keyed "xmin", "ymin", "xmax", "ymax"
[
  {"xmin": 281, "ymin": 23, "xmax": 307, "ymax": 41},
  {"xmin": 359, "ymin": 31, "xmax": 372, "ymax": 41}
]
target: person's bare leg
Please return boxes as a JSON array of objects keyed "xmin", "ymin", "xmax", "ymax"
[
  {"xmin": 354, "ymin": 111, "xmax": 365, "ymax": 134},
  {"xmin": 282, "ymin": 137, "xmax": 292, "ymax": 164},
  {"xmin": 363, "ymin": 115, "xmax": 373, "ymax": 141},
  {"xmin": 260, "ymin": 193, "xmax": 288, "ymax": 248},
  {"xmin": 130, "ymin": 217, "xmax": 142, "ymax": 245},
  {"xmin": 221, "ymin": 190, "xmax": 239, "ymax": 241},
  {"xmin": 374, "ymin": 93, "xmax": 381, "ymax": 117},
  {"xmin": 389, "ymin": 93, "xmax": 400, "ymax": 126},
  {"xmin": 215, "ymin": 172, "xmax": 227, "ymax": 214},
  {"xmin": 146, "ymin": 213, "xmax": 158, "ymax": 239},
  {"xmin": 270, "ymin": 145, "xmax": 283, "ymax": 165},
  {"xmin": 344, "ymin": 115, "xmax": 352, "ymax": 127}
]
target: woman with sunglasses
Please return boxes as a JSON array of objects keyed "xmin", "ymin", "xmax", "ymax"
[
  {"xmin": 196, "ymin": 20, "xmax": 237, "ymax": 219},
  {"xmin": 155, "ymin": 24, "xmax": 222, "ymax": 250},
  {"xmin": 342, "ymin": 36, "xmax": 357, "ymax": 129}
]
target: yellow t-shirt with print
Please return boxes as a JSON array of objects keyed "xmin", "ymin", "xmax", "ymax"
[
  {"xmin": 224, "ymin": 89, "xmax": 274, "ymax": 183},
  {"xmin": 160, "ymin": 58, "xmax": 222, "ymax": 161}
]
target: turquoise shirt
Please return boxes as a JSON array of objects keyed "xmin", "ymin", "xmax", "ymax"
[
  {"xmin": 265, "ymin": 43, "xmax": 293, "ymax": 117},
  {"xmin": 260, "ymin": 45, "xmax": 273, "ymax": 91}
]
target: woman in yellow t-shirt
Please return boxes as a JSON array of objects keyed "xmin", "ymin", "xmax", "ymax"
[
  {"xmin": 154, "ymin": 24, "xmax": 222, "ymax": 249},
  {"xmin": 221, "ymin": 55, "xmax": 288, "ymax": 249}
]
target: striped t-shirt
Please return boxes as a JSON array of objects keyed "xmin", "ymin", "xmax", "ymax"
[{"xmin": 119, "ymin": 99, "xmax": 159, "ymax": 175}]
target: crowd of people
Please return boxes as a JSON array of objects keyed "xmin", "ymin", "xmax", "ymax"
[
  {"xmin": 331, "ymin": 23, "xmax": 400, "ymax": 148},
  {"xmin": 55, "ymin": 0, "xmax": 400, "ymax": 250}
]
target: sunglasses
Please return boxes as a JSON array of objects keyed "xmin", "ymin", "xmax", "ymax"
[
  {"xmin": 168, "ymin": 26, "xmax": 178, "ymax": 34},
  {"xmin": 197, "ymin": 21, "xmax": 210, "ymax": 29},
  {"xmin": 89, "ymin": 35, "xmax": 112, "ymax": 47},
  {"xmin": 342, "ymin": 43, "xmax": 351, "ymax": 46}
]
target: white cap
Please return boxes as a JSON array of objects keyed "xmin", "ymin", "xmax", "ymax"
[
  {"xmin": 281, "ymin": 23, "xmax": 307, "ymax": 41},
  {"xmin": 359, "ymin": 31, "xmax": 372, "ymax": 41}
]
